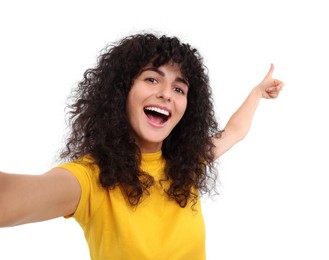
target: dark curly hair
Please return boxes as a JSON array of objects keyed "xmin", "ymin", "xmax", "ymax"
[{"xmin": 60, "ymin": 33, "xmax": 221, "ymax": 208}]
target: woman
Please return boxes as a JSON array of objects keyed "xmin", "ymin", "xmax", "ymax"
[{"xmin": 0, "ymin": 33, "xmax": 284, "ymax": 259}]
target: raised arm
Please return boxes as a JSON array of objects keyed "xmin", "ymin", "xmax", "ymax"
[
  {"xmin": 212, "ymin": 64, "xmax": 284, "ymax": 159},
  {"xmin": 0, "ymin": 168, "xmax": 81, "ymax": 227}
]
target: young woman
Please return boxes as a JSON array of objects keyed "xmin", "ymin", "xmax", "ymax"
[{"xmin": 0, "ymin": 33, "xmax": 284, "ymax": 259}]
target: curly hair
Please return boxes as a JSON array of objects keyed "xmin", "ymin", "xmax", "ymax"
[{"xmin": 60, "ymin": 33, "xmax": 221, "ymax": 208}]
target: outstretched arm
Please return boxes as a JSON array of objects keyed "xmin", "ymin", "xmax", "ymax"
[
  {"xmin": 212, "ymin": 64, "xmax": 284, "ymax": 159},
  {"xmin": 0, "ymin": 168, "xmax": 81, "ymax": 227}
]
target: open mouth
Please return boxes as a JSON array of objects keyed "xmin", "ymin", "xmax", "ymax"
[{"xmin": 144, "ymin": 106, "xmax": 171, "ymax": 125}]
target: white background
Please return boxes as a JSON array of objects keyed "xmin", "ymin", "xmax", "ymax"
[{"xmin": 1, "ymin": 0, "xmax": 328, "ymax": 259}]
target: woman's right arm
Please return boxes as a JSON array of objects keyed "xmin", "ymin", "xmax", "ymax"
[{"xmin": 0, "ymin": 168, "xmax": 81, "ymax": 227}]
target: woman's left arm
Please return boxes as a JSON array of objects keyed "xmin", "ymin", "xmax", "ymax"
[{"xmin": 212, "ymin": 64, "xmax": 284, "ymax": 159}]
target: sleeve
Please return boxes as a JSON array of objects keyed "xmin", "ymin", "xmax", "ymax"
[{"xmin": 55, "ymin": 158, "xmax": 100, "ymax": 227}]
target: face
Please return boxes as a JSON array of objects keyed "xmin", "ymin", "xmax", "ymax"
[{"xmin": 126, "ymin": 62, "xmax": 189, "ymax": 153}]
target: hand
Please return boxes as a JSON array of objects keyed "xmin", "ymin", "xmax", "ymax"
[{"xmin": 255, "ymin": 64, "xmax": 284, "ymax": 99}]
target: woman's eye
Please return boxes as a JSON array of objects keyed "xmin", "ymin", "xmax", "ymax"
[
  {"xmin": 173, "ymin": 87, "xmax": 184, "ymax": 94},
  {"xmin": 146, "ymin": 78, "xmax": 158, "ymax": 84}
]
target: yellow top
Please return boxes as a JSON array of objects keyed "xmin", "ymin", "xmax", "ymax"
[{"xmin": 57, "ymin": 151, "xmax": 206, "ymax": 260}]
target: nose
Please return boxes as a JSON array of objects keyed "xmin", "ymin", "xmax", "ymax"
[{"xmin": 156, "ymin": 85, "xmax": 172, "ymax": 102}]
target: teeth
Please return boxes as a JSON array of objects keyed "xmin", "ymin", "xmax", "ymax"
[{"xmin": 145, "ymin": 107, "xmax": 170, "ymax": 116}]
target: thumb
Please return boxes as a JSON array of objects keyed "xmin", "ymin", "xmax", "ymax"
[{"xmin": 263, "ymin": 63, "xmax": 274, "ymax": 80}]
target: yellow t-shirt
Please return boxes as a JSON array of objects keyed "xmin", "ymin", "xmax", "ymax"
[{"xmin": 57, "ymin": 151, "xmax": 206, "ymax": 260}]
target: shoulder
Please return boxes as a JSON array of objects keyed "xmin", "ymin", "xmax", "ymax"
[
  {"xmin": 56, "ymin": 155, "xmax": 104, "ymax": 195},
  {"xmin": 55, "ymin": 155, "xmax": 106, "ymax": 224}
]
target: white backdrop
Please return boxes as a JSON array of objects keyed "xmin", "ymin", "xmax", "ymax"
[{"xmin": 1, "ymin": 0, "xmax": 328, "ymax": 259}]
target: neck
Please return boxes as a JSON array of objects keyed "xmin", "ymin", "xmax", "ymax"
[{"xmin": 137, "ymin": 141, "xmax": 163, "ymax": 153}]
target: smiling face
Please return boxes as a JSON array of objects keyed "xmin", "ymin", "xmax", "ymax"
[{"xmin": 126, "ymin": 62, "xmax": 189, "ymax": 153}]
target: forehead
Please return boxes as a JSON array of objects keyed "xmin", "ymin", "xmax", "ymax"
[
  {"xmin": 139, "ymin": 62, "xmax": 189, "ymax": 87},
  {"xmin": 161, "ymin": 61, "xmax": 181, "ymax": 72},
  {"xmin": 142, "ymin": 61, "xmax": 183, "ymax": 76}
]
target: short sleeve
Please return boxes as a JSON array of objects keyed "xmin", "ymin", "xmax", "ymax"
[{"xmin": 55, "ymin": 157, "xmax": 104, "ymax": 227}]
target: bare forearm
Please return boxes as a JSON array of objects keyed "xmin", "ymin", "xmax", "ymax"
[
  {"xmin": 212, "ymin": 64, "xmax": 284, "ymax": 159},
  {"xmin": 0, "ymin": 169, "xmax": 81, "ymax": 227},
  {"xmin": 212, "ymin": 87, "xmax": 263, "ymax": 159},
  {"xmin": 224, "ymin": 87, "xmax": 262, "ymax": 140},
  {"xmin": 0, "ymin": 172, "xmax": 40, "ymax": 226},
  {"xmin": 0, "ymin": 172, "xmax": 17, "ymax": 226}
]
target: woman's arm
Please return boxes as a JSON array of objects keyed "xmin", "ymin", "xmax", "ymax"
[
  {"xmin": 212, "ymin": 64, "xmax": 284, "ymax": 159},
  {"xmin": 0, "ymin": 168, "xmax": 81, "ymax": 227}
]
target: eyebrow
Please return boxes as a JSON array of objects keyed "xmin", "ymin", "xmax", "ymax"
[{"xmin": 141, "ymin": 67, "xmax": 189, "ymax": 87}]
